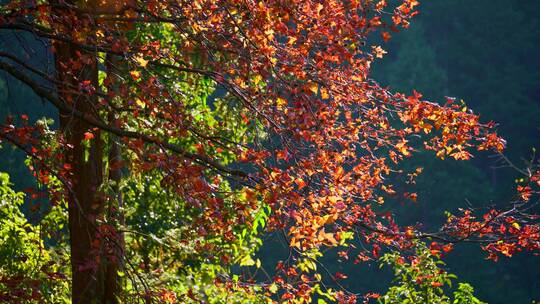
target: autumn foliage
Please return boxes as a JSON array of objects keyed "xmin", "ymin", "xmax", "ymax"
[{"xmin": 0, "ymin": 0, "xmax": 539, "ymax": 303}]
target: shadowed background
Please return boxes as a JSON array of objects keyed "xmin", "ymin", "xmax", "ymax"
[{"xmin": 1, "ymin": 0, "xmax": 539, "ymax": 303}]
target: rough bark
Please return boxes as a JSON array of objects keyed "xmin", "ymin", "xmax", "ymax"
[
  {"xmin": 53, "ymin": 3, "xmax": 116, "ymax": 303},
  {"xmin": 51, "ymin": 1, "xmax": 134, "ymax": 301},
  {"xmin": 55, "ymin": 39, "xmax": 108, "ymax": 302}
]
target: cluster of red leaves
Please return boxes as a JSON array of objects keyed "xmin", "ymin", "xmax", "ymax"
[
  {"xmin": 1, "ymin": 0, "xmax": 539, "ymax": 302},
  {"xmin": 442, "ymin": 208, "xmax": 540, "ymax": 261},
  {"xmin": 0, "ymin": 115, "xmax": 73, "ymax": 204},
  {"xmin": 442, "ymin": 167, "xmax": 540, "ymax": 261},
  {"xmin": 0, "ymin": 276, "xmax": 43, "ymax": 303},
  {"xmin": 131, "ymin": 288, "xmax": 176, "ymax": 304}
]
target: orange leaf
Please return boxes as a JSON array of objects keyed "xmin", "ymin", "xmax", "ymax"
[{"xmin": 84, "ymin": 132, "xmax": 94, "ymax": 140}]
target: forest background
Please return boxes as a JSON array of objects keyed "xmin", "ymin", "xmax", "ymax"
[{"xmin": 0, "ymin": 0, "xmax": 539, "ymax": 303}]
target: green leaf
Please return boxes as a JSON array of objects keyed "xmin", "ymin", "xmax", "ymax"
[{"xmin": 239, "ymin": 255, "xmax": 255, "ymax": 266}]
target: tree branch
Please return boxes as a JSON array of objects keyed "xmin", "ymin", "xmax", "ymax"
[{"xmin": 0, "ymin": 60, "xmax": 248, "ymax": 179}]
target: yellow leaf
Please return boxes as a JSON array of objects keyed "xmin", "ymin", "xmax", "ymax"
[
  {"xmin": 290, "ymin": 237, "xmax": 301, "ymax": 249},
  {"xmin": 325, "ymin": 233, "xmax": 338, "ymax": 246},
  {"xmin": 288, "ymin": 36, "xmax": 297, "ymax": 45},
  {"xmin": 240, "ymin": 255, "xmax": 255, "ymax": 266},
  {"xmin": 309, "ymin": 83, "xmax": 318, "ymax": 94},
  {"xmin": 135, "ymin": 98, "xmax": 146, "ymax": 108},
  {"xmin": 253, "ymin": 74, "xmax": 262, "ymax": 85},
  {"xmin": 264, "ymin": 28, "xmax": 275, "ymax": 40},
  {"xmin": 351, "ymin": 75, "xmax": 363, "ymax": 82},
  {"xmin": 512, "ymin": 222, "xmax": 521, "ymax": 230},
  {"xmin": 436, "ymin": 149, "xmax": 446, "ymax": 159},
  {"xmin": 130, "ymin": 70, "xmax": 141, "ymax": 80},
  {"xmin": 395, "ymin": 140, "xmax": 410, "ymax": 156},
  {"xmin": 316, "ymin": 3, "xmax": 324, "ymax": 14},
  {"xmin": 328, "ymin": 196, "xmax": 340, "ymax": 204},
  {"xmin": 335, "ymin": 166, "xmax": 344, "ymax": 178},
  {"xmin": 306, "ymin": 259, "xmax": 317, "ymax": 271},
  {"xmin": 320, "ymin": 87, "xmax": 329, "ymax": 99},
  {"xmin": 134, "ymin": 55, "xmax": 148, "ymax": 67},
  {"xmin": 268, "ymin": 283, "xmax": 278, "ymax": 294},
  {"xmin": 276, "ymin": 97, "xmax": 287, "ymax": 109}
]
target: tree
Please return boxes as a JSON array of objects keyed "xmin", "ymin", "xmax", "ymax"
[
  {"xmin": 0, "ymin": 0, "xmax": 539, "ymax": 303},
  {"xmin": 377, "ymin": 242, "xmax": 484, "ymax": 304},
  {"xmin": 371, "ymin": 1, "xmax": 540, "ymax": 301}
]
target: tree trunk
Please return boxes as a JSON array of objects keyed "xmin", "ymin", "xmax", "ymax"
[
  {"xmin": 55, "ymin": 40, "xmax": 109, "ymax": 302},
  {"xmin": 53, "ymin": 6, "xmax": 119, "ymax": 304},
  {"xmin": 52, "ymin": 1, "xmax": 134, "ymax": 301}
]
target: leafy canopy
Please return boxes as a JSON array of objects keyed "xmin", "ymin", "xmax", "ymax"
[{"xmin": 0, "ymin": 0, "xmax": 539, "ymax": 303}]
